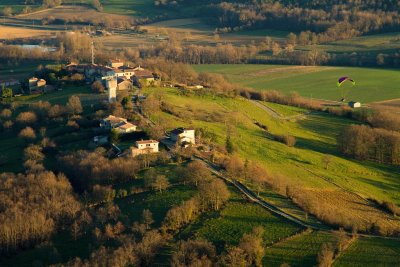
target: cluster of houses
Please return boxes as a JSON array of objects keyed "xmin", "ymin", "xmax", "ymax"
[
  {"xmin": 66, "ymin": 59, "xmax": 157, "ymax": 102},
  {"xmin": 97, "ymin": 114, "xmax": 196, "ymax": 158}
]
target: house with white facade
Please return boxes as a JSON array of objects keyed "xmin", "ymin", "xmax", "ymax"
[
  {"xmin": 170, "ymin": 128, "xmax": 196, "ymax": 145},
  {"xmin": 127, "ymin": 140, "xmax": 159, "ymax": 157},
  {"xmin": 100, "ymin": 115, "xmax": 137, "ymax": 133}
]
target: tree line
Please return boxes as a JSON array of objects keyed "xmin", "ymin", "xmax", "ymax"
[
  {"xmin": 156, "ymin": 0, "xmax": 400, "ymax": 43},
  {"xmin": 338, "ymin": 124, "xmax": 400, "ymax": 165}
]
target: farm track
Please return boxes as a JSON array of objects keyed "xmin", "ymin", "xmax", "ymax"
[{"xmin": 249, "ymin": 100, "xmax": 313, "ymax": 120}]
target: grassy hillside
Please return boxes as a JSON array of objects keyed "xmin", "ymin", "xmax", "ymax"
[
  {"xmin": 143, "ymin": 86, "xmax": 400, "ymax": 236},
  {"xmin": 193, "ymin": 64, "xmax": 400, "ymax": 103}
]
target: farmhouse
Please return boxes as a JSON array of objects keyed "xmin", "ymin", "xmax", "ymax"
[
  {"xmin": 348, "ymin": 101, "xmax": 361, "ymax": 108},
  {"xmin": 127, "ymin": 140, "xmax": 159, "ymax": 157},
  {"xmin": 116, "ymin": 77, "xmax": 134, "ymax": 91},
  {"xmin": 28, "ymin": 77, "xmax": 46, "ymax": 93},
  {"xmin": 170, "ymin": 128, "xmax": 196, "ymax": 145},
  {"xmin": 107, "ymin": 59, "xmax": 124, "ymax": 69},
  {"xmin": 100, "ymin": 115, "xmax": 137, "ymax": 133},
  {"xmin": 132, "ymin": 67, "xmax": 156, "ymax": 87}
]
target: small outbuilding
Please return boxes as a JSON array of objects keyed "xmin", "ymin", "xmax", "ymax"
[{"xmin": 348, "ymin": 101, "xmax": 361, "ymax": 108}]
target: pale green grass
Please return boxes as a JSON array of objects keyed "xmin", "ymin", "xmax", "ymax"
[
  {"xmin": 260, "ymin": 101, "xmax": 308, "ymax": 117},
  {"xmin": 193, "ymin": 64, "xmax": 400, "ymax": 103},
  {"xmin": 143, "ymin": 87, "xmax": 400, "ymax": 206}
]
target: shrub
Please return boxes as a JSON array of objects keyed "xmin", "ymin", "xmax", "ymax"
[
  {"xmin": 91, "ymin": 80, "xmax": 105, "ymax": 94},
  {"xmin": 19, "ymin": 127, "xmax": 36, "ymax": 140},
  {"xmin": 0, "ymin": 108, "xmax": 12, "ymax": 118},
  {"xmin": 16, "ymin": 111, "xmax": 37, "ymax": 125},
  {"xmin": 274, "ymin": 134, "xmax": 296, "ymax": 147}
]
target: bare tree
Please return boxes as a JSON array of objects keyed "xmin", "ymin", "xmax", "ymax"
[{"xmin": 67, "ymin": 95, "xmax": 83, "ymax": 115}]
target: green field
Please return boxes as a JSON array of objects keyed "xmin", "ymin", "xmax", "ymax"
[
  {"xmin": 193, "ymin": 64, "xmax": 400, "ymax": 103},
  {"xmin": 0, "ymin": 1, "xmax": 39, "ymax": 13},
  {"xmin": 334, "ymin": 237, "xmax": 400, "ymax": 267},
  {"xmin": 142, "ymin": 86, "xmax": 400, "ymax": 240},
  {"xmin": 62, "ymin": 0, "xmax": 181, "ymax": 18},
  {"xmin": 259, "ymin": 101, "xmax": 308, "ymax": 117},
  {"xmin": 144, "ymin": 87, "xmax": 400, "ymax": 205},
  {"xmin": 265, "ymin": 230, "xmax": 338, "ymax": 267},
  {"xmin": 194, "ymin": 202, "xmax": 302, "ymax": 249},
  {"xmin": 301, "ymin": 32, "xmax": 400, "ymax": 54}
]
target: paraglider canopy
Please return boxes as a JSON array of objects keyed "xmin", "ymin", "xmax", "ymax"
[
  {"xmin": 337, "ymin": 77, "xmax": 356, "ymax": 87},
  {"xmin": 337, "ymin": 77, "xmax": 356, "ymax": 102}
]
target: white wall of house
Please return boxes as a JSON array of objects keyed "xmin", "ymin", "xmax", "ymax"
[{"xmin": 171, "ymin": 129, "xmax": 196, "ymax": 144}]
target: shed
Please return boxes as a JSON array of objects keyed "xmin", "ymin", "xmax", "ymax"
[{"xmin": 348, "ymin": 101, "xmax": 361, "ymax": 108}]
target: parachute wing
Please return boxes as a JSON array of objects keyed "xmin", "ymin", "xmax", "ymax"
[{"xmin": 337, "ymin": 77, "xmax": 355, "ymax": 87}]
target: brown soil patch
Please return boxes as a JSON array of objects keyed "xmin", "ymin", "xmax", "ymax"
[{"xmin": 0, "ymin": 25, "xmax": 55, "ymax": 39}]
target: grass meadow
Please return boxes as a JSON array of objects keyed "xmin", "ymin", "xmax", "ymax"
[
  {"xmin": 264, "ymin": 230, "xmax": 338, "ymax": 267},
  {"xmin": 143, "ymin": 86, "xmax": 400, "ymax": 236},
  {"xmin": 333, "ymin": 237, "xmax": 400, "ymax": 267},
  {"xmin": 194, "ymin": 202, "xmax": 302, "ymax": 249},
  {"xmin": 193, "ymin": 64, "xmax": 400, "ymax": 103}
]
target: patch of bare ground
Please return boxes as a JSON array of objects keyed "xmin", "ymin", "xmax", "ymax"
[
  {"xmin": 290, "ymin": 188, "xmax": 400, "ymax": 236},
  {"xmin": 0, "ymin": 25, "xmax": 55, "ymax": 39},
  {"xmin": 371, "ymin": 99, "xmax": 400, "ymax": 113}
]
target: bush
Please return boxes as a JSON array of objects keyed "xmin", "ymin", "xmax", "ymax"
[
  {"xmin": 19, "ymin": 127, "xmax": 36, "ymax": 140},
  {"xmin": 91, "ymin": 80, "xmax": 105, "ymax": 94},
  {"xmin": 16, "ymin": 111, "xmax": 37, "ymax": 125},
  {"xmin": 274, "ymin": 134, "xmax": 296, "ymax": 147}
]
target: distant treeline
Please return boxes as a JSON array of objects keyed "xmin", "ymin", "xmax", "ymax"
[
  {"xmin": 2, "ymin": 29, "xmax": 400, "ymax": 68},
  {"xmin": 156, "ymin": 0, "xmax": 400, "ymax": 42}
]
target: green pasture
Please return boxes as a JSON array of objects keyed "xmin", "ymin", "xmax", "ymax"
[
  {"xmin": 63, "ymin": 0, "xmax": 179, "ymax": 18},
  {"xmin": 193, "ymin": 64, "xmax": 400, "ymax": 103},
  {"xmin": 264, "ymin": 230, "xmax": 338, "ymax": 267},
  {"xmin": 334, "ymin": 237, "xmax": 400, "ymax": 267},
  {"xmin": 143, "ymin": 87, "xmax": 400, "ymax": 206},
  {"xmin": 302, "ymin": 32, "xmax": 400, "ymax": 54},
  {"xmin": 259, "ymin": 101, "xmax": 308, "ymax": 117},
  {"xmin": 194, "ymin": 202, "xmax": 302, "ymax": 250},
  {"xmin": 0, "ymin": 1, "xmax": 39, "ymax": 14}
]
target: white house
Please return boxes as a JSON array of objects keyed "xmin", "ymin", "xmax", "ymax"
[
  {"xmin": 100, "ymin": 115, "xmax": 137, "ymax": 133},
  {"xmin": 128, "ymin": 140, "xmax": 159, "ymax": 157},
  {"xmin": 348, "ymin": 101, "xmax": 361, "ymax": 108},
  {"xmin": 170, "ymin": 128, "xmax": 195, "ymax": 145},
  {"xmin": 116, "ymin": 122, "xmax": 137, "ymax": 133}
]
